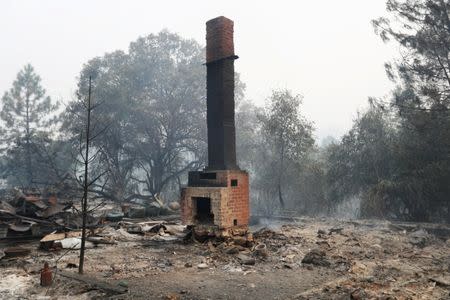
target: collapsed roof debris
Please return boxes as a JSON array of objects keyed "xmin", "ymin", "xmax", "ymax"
[{"xmin": 0, "ymin": 188, "xmax": 84, "ymax": 239}]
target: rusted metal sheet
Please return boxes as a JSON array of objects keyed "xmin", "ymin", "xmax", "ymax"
[{"xmin": 35, "ymin": 204, "xmax": 65, "ymax": 218}]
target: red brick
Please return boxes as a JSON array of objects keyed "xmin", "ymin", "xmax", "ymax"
[
  {"xmin": 206, "ymin": 16, "xmax": 235, "ymax": 63},
  {"xmin": 180, "ymin": 170, "xmax": 249, "ymax": 229}
]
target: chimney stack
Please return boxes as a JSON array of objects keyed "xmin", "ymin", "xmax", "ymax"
[
  {"xmin": 180, "ymin": 16, "xmax": 250, "ymax": 239},
  {"xmin": 205, "ymin": 16, "xmax": 239, "ymax": 170}
]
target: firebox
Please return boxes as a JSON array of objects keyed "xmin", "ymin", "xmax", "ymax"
[
  {"xmin": 181, "ymin": 16, "xmax": 250, "ymax": 237},
  {"xmin": 194, "ymin": 197, "xmax": 213, "ymax": 224},
  {"xmin": 181, "ymin": 169, "xmax": 249, "ymax": 231}
]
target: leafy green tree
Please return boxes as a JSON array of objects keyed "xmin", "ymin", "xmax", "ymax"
[
  {"xmin": 65, "ymin": 31, "xmax": 245, "ymax": 203},
  {"xmin": 65, "ymin": 51, "xmax": 137, "ymax": 202},
  {"xmin": 373, "ymin": 0, "xmax": 450, "ymax": 110},
  {"xmin": 0, "ymin": 64, "xmax": 60, "ymax": 187},
  {"xmin": 257, "ymin": 89, "xmax": 314, "ymax": 208},
  {"xmin": 326, "ymin": 104, "xmax": 397, "ymax": 218},
  {"xmin": 372, "ymin": 0, "xmax": 450, "ymax": 221},
  {"xmin": 127, "ymin": 31, "xmax": 206, "ymax": 200},
  {"xmin": 235, "ymin": 98, "xmax": 262, "ymax": 172}
]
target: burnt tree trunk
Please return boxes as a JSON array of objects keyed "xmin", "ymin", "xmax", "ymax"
[{"xmin": 79, "ymin": 76, "xmax": 92, "ymax": 274}]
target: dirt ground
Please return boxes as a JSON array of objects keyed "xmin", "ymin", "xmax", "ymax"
[{"xmin": 1, "ymin": 217, "xmax": 450, "ymax": 299}]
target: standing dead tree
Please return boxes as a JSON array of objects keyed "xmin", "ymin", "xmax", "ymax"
[
  {"xmin": 78, "ymin": 76, "xmax": 92, "ymax": 274},
  {"xmin": 74, "ymin": 76, "xmax": 108, "ymax": 274}
]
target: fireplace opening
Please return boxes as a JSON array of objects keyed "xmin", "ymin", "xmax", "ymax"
[{"xmin": 194, "ymin": 197, "xmax": 214, "ymax": 224}]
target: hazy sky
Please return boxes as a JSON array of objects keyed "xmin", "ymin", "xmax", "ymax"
[{"xmin": 1, "ymin": 0, "xmax": 398, "ymax": 140}]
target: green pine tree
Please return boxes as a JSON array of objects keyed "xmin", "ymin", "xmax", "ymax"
[{"xmin": 0, "ymin": 64, "xmax": 59, "ymax": 187}]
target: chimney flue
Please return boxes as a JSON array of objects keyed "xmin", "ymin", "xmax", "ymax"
[{"xmin": 205, "ymin": 16, "xmax": 239, "ymax": 170}]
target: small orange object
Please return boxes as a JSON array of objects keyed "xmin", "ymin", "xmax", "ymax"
[{"xmin": 40, "ymin": 262, "xmax": 52, "ymax": 287}]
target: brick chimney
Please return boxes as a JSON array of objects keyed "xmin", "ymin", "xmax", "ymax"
[
  {"xmin": 180, "ymin": 16, "xmax": 249, "ymax": 238},
  {"xmin": 205, "ymin": 16, "xmax": 239, "ymax": 170}
]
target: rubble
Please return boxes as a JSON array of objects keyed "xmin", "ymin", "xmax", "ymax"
[
  {"xmin": 197, "ymin": 263, "xmax": 208, "ymax": 269},
  {"xmin": 301, "ymin": 249, "xmax": 331, "ymax": 267},
  {"xmin": 0, "ymin": 188, "xmax": 82, "ymax": 239},
  {"xmin": 0, "ymin": 216, "xmax": 449, "ymax": 299},
  {"xmin": 106, "ymin": 211, "xmax": 124, "ymax": 222},
  {"xmin": 236, "ymin": 254, "xmax": 255, "ymax": 265},
  {"xmin": 3, "ymin": 246, "xmax": 31, "ymax": 258},
  {"xmin": 409, "ymin": 228, "xmax": 431, "ymax": 247},
  {"xmin": 58, "ymin": 269, "xmax": 128, "ymax": 295},
  {"xmin": 58, "ymin": 237, "xmax": 94, "ymax": 249},
  {"xmin": 0, "ymin": 200, "xmax": 16, "ymax": 214},
  {"xmin": 168, "ymin": 202, "xmax": 180, "ymax": 211}
]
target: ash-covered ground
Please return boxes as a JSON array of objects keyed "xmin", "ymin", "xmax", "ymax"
[{"xmin": 1, "ymin": 217, "xmax": 450, "ymax": 299}]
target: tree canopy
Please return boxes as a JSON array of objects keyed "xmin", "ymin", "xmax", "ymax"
[{"xmin": 0, "ymin": 64, "xmax": 62, "ymax": 187}]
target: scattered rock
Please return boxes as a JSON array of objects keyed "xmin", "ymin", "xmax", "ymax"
[
  {"xmin": 222, "ymin": 264, "xmax": 243, "ymax": 273},
  {"xmin": 350, "ymin": 288, "xmax": 367, "ymax": 300},
  {"xmin": 317, "ymin": 229, "xmax": 326, "ymax": 235},
  {"xmin": 409, "ymin": 229, "xmax": 430, "ymax": 247},
  {"xmin": 316, "ymin": 240, "xmax": 330, "ymax": 248},
  {"xmin": 197, "ymin": 263, "xmax": 208, "ymax": 269},
  {"xmin": 237, "ymin": 254, "xmax": 256, "ymax": 265},
  {"xmin": 184, "ymin": 262, "xmax": 192, "ymax": 268},
  {"xmin": 334, "ymin": 260, "xmax": 351, "ymax": 272},
  {"xmin": 429, "ymin": 276, "xmax": 450, "ymax": 287},
  {"xmin": 226, "ymin": 246, "xmax": 240, "ymax": 255},
  {"xmin": 233, "ymin": 236, "xmax": 247, "ymax": 247},
  {"xmin": 328, "ymin": 227, "xmax": 343, "ymax": 235},
  {"xmin": 165, "ymin": 293, "xmax": 180, "ymax": 300},
  {"xmin": 301, "ymin": 249, "xmax": 330, "ymax": 267},
  {"xmin": 361, "ymin": 276, "xmax": 375, "ymax": 283}
]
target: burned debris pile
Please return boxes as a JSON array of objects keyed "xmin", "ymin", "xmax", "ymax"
[
  {"xmin": 0, "ymin": 186, "xmax": 181, "ymax": 260},
  {"xmin": 1, "ymin": 216, "xmax": 450, "ymax": 299},
  {"xmin": 0, "ymin": 188, "xmax": 78, "ymax": 240}
]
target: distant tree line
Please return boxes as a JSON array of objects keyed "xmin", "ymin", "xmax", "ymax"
[
  {"xmin": 0, "ymin": 0, "xmax": 448, "ymax": 223},
  {"xmin": 326, "ymin": 0, "xmax": 450, "ymax": 222}
]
